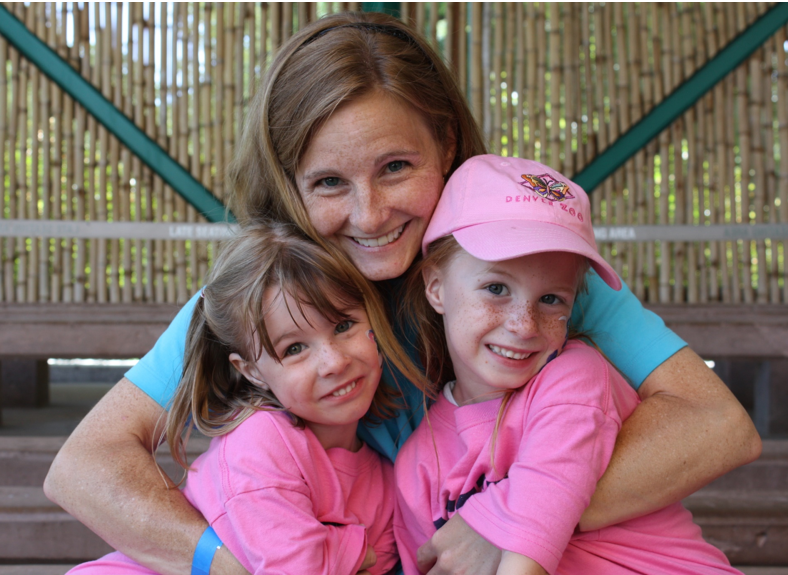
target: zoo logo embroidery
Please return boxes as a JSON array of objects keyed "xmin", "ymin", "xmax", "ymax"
[{"xmin": 520, "ymin": 174, "xmax": 575, "ymax": 202}]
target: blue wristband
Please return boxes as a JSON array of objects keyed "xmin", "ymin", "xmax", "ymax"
[{"xmin": 191, "ymin": 526, "xmax": 223, "ymax": 575}]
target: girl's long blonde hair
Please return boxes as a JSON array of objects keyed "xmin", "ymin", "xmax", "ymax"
[{"xmin": 166, "ymin": 222, "xmax": 427, "ymax": 470}]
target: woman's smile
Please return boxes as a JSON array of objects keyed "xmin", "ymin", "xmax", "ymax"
[{"xmin": 352, "ymin": 222, "xmax": 406, "ymax": 248}]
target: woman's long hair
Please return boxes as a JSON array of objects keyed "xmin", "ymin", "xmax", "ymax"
[
  {"xmin": 166, "ymin": 222, "xmax": 428, "ymax": 471},
  {"xmin": 226, "ymin": 11, "xmax": 487, "ymax": 234}
]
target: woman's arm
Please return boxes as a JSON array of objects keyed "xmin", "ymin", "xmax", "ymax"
[
  {"xmin": 578, "ymin": 346, "xmax": 762, "ymax": 531},
  {"xmin": 43, "ymin": 378, "xmax": 249, "ymax": 575}
]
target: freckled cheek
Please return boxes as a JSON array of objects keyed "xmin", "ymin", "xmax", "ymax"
[
  {"xmin": 542, "ymin": 315, "xmax": 568, "ymax": 345},
  {"xmin": 399, "ymin": 176, "xmax": 442, "ymax": 217},
  {"xmin": 304, "ymin": 198, "xmax": 348, "ymax": 237}
]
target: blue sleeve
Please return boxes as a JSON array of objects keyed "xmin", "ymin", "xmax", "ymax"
[
  {"xmin": 124, "ymin": 291, "xmax": 200, "ymax": 409},
  {"xmin": 570, "ymin": 269, "xmax": 687, "ymax": 389}
]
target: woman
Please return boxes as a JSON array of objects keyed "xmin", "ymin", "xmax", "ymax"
[{"xmin": 44, "ymin": 12, "xmax": 760, "ymax": 575}]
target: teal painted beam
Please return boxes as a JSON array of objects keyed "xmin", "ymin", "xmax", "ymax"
[
  {"xmin": 574, "ymin": 2, "xmax": 788, "ymax": 194},
  {"xmin": 0, "ymin": 5, "xmax": 233, "ymax": 223},
  {"xmin": 361, "ymin": 3, "xmax": 401, "ymax": 18}
]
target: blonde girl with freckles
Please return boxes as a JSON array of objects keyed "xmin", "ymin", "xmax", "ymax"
[
  {"xmin": 68, "ymin": 222, "xmax": 423, "ymax": 575},
  {"xmin": 45, "ymin": 11, "xmax": 759, "ymax": 575},
  {"xmin": 395, "ymin": 155, "xmax": 744, "ymax": 575}
]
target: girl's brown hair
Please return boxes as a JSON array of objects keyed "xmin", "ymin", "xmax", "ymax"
[
  {"xmin": 166, "ymin": 222, "xmax": 427, "ymax": 470},
  {"xmin": 226, "ymin": 11, "xmax": 486, "ymax": 233}
]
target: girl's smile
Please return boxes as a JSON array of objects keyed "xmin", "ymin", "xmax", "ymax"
[{"xmin": 423, "ymin": 250, "xmax": 585, "ymax": 405}]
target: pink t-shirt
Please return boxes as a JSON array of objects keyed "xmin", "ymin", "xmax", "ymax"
[
  {"xmin": 70, "ymin": 410, "xmax": 398, "ymax": 575},
  {"xmin": 394, "ymin": 340, "xmax": 740, "ymax": 575}
]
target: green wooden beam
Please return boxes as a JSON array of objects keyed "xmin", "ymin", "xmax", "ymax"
[
  {"xmin": 574, "ymin": 2, "xmax": 788, "ymax": 194},
  {"xmin": 0, "ymin": 5, "xmax": 233, "ymax": 223},
  {"xmin": 361, "ymin": 3, "xmax": 401, "ymax": 18}
]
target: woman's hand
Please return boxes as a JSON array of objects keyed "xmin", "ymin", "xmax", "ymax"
[
  {"xmin": 43, "ymin": 378, "xmax": 249, "ymax": 575},
  {"xmin": 417, "ymin": 514, "xmax": 501, "ymax": 575},
  {"xmin": 579, "ymin": 347, "xmax": 762, "ymax": 531}
]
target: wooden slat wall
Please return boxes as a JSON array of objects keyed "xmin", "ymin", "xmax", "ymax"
[{"xmin": 0, "ymin": 2, "xmax": 785, "ymax": 304}]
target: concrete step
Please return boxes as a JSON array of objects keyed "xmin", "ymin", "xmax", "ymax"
[
  {"xmin": 682, "ymin": 440, "xmax": 788, "ymax": 566},
  {"xmin": 0, "ymin": 437, "xmax": 783, "ymax": 564},
  {"xmin": 0, "ymin": 435, "xmax": 211, "ymax": 562}
]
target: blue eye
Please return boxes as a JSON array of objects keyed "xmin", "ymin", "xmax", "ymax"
[
  {"xmin": 284, "ymin": 343, "xmax": 305, "ymax": 357},
  {"xmin": 335, "ymin": 320, "xmax": 354, "ymax": 334},
  {"xmin": 486, "ymin": 284, "xmax": 508, "ymax": 296},
  {"xmin": 540, "ymin": 294, "xmax": 560, "ymax": 305},
  {"xmin": 321, "ymin": 177, "xmax": 341, "ymax": 187},
  {"xmin": 387, "ymin": 160, "xmax": 405, "ymax": 173}
]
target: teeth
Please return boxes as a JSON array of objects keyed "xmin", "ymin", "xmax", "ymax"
[
  {"xmin": 488, "ymin": 345, "xmax": 532, "ymax": 361},
  {"xmin": 354, "ymin": 225, "xmax": 404, "ymax": 248},
  {"xmin": 332, "ymin": 380, "xmax": 357, "ymax": 397}
]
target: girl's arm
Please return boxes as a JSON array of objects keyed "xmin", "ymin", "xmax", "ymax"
[
  {"xmin": 578, "ymin": 346, "xmax": 761, "ymax": 531},
  {"xmin": 43, "ymin": 378, "xmax": 249, "ymax": 575},
  {"xmin": 496, "ymin": 552, "xmax": 547, "ymax": 575}
]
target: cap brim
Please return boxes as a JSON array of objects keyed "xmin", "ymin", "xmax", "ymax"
[{"xmin": 452, "ymin": 220, "xmax": 622, "ymax": 290}]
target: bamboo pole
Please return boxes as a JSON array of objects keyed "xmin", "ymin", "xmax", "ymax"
[
  {"xmin": 505, "ymin": 3, "xmax": 515, "ymax": 158},
  {"xmin": 0, "ymin": 25, "xmax": 7, "ymax": 301},
  {"xmin": 491, "ymin": 2, "xmax": 502, "ymax": 154},
  {"xmin": 16, "ymin": 5, "xmax": 29, "ymax": 302},
  {"xmin": 481, "ymin": 3, "xmax": 491, "ymax": 146},
  {"xmin": 524, "ymin": 3, "xmax": 536, "ymax": 161},
  {"xmin": 535, "ymin": 4, "xmax": 546, "ymax": 163},
  {"xmin": 470, "ymin": 3, "xmax": 482, "ymax": 126},
  {"xmin": 281, "ymin": 2, "xmax": 292, "ymax": 45},
  {"xmin": 108, "ymin": 3, "xmax": 122, "ymax": 303},
  {"xmin": 142, "ymin": 2, "xmax": 156, "ymax": 302},
  {"xmin": 764, "ymin": 37, "xmax": 780, "ymax": 303},
  {"xmin": 50, "ymin": 3, "xmax": 64, "ymax": 302},
  {"xmin": 74, "ymin": 4, "xmax": 89, "ymax": 303},
  {"xmin": 131, "ymin": 2, "xmax": 145, "ymax": 302},
  {"xmin": 429, "ymin": 2, "xmax": 439, "ymax": 47},
  {"xmin": 776, "ymin": 25, "xmax": 788, "ymax": 303},
  {"xmin": 680, "ymin": 4, "xmax": 699, "ymax": 304},
  {"xmin": 118, "ymin": 3, "xmax": 132, "ymax": 303},
  {"xmin": 747, "ymin": 48, "xmax": 768, "ymax": 303},
  {"xmin": 514, "ymin": 3, "xmax": 524, "ymax": 159},
  {"xmin": 36, "ymin": 3, "xmax": 51, "ymax": 303},
  {"xmin": 548, "ymin": 3, "xmax": 561, "ymax": 170},
  {"xmin": 564, "ymin": 5, "xmax": 579, "ymax": 177},
  {"xmin": 174, "ymin": 3, "xmax": 188, "ymax": 303},
  {"xmin": 28, "ymin": 5, "xmax": 41, "ymax": 303}
]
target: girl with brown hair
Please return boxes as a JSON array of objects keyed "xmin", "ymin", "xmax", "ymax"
[
  {"xmin": 46, "ymin": 11, "xmax": 759, "ymax": 575},
  {"xmin": 69, "ymin": 222, "xmax": 418, "ymax": 574}
]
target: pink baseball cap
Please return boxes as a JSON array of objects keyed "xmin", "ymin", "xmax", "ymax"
[{"xmin": 423, "ymin": 154, "xmax": 621, "ymax": 290}]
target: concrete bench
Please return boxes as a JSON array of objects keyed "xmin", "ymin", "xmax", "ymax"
[
  {"xmin": 1, "ymin": 302, "xmax": 786, "ymax": 415},
  {"xmin": 0, "ymin": 303, "xmax": 179, "ymax": 410}
]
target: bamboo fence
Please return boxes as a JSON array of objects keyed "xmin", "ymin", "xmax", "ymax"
[{"xmin": 1, "ymin": 2, "xmax": 786, "ymax": 305}]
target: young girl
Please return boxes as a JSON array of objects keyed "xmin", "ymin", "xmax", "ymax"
[
  {"xmin": 69, "ymin": 222, "xmax": 421, "ymax": 575},
  {"xmin": 394, "ymin": 155, "xmax": 742, "ymax": 575}
]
